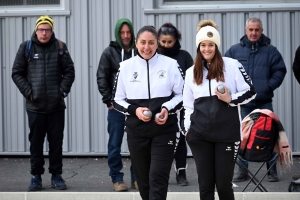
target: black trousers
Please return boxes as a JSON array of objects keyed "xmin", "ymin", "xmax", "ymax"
[
  {"xmin": 27, "ymin": 110, "xmax": 65, "ymax": 175},
  {"xmin": 186, "ymin": 131, "xmax": 239, "ymax": 200},
  {"xmin": 174, "ymin": 132, "xmax": 187, "ymax": 169},
  {"xmin": 127, "ymin": 131, "xmax": 176, "ymax": 200}
]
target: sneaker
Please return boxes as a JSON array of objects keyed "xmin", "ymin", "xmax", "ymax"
[
  {"xmin": 131, "ymin": 181, "xmax": 139, "ymax": 190},
  {"xmin": 176, "ymin": 169, "xmax": 189, "ymax": 186},
  {"xmin": 51, "ymin": 174, "xmax": 67, "ymax": 190},
  {"xmin": 292, "ymin": 174, "xmax": 300, "ymax": 180},
  {"xmin": 113, "ymin": 181, "xmax": 128, "ymax": 192},
  {"xmin": 232, "ymin": 166, "xmax": 248, "ymax": 182},
  {"xmin": 28, "ymin": 174, "xmax": 42, "ymax": 192}
]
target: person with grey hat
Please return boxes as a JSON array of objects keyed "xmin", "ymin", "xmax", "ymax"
[
  {"xmin": 11, "ymin": 15, "xmax": 75, "ymax": 191},
  {"xmin": 225, "ymin": 17, "xmax": 287, "ymax": 183},
  {"xmin": 183, "ymin": 19, "xmax": 256, "ymax": 200}
]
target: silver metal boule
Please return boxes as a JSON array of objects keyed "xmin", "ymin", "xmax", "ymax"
[
  {"xmin": 143, "ymin": 110, "xmax": 152, "ymax": 118},
  {"xmin": 155, "ymin": 113, "xmax": 164, "ymax": 121},
  {"xmin": 217, "ymin": 84, "xmax": 225, "ymax": 94}
]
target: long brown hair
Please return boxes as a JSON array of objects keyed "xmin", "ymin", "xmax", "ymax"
[{"xmin": 193, "ymin": 45, "xmax": 224, "ymax": 85}]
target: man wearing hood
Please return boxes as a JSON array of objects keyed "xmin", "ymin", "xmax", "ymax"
[
  {"xmin": 11, "ymin": 15, "xmax": 75, "ymax": 191},
  {"xmin": 97, "ymin": 18, "xmax": 137, "ymax": 191},
  {"xmin": 225, "ymin": 17, "xmax": 286, "ymax": 183}
]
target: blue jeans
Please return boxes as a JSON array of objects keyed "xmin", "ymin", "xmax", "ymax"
[
  {"xmin": 241, "ymin": 102, "xmax": 273, "ymax": 120},
  {"xmin": 107, "ymin": 109, "xmax": 135, "ymax": 183},
  {"xmin": 240, "ymin": 102, "xmax": 276, "ymax": 166}
]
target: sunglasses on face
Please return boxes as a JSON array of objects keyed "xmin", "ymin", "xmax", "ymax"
[{"xmin": 161, "ymin": 27, "xmax": 175, "ymax": 33}]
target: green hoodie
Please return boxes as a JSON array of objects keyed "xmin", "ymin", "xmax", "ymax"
[{"xmin": 114, "ymin": 18, "xmax": 135, "ymax": 52}]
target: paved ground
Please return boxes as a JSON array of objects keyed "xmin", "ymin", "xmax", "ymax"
[{"xmin": 0, "ymin": 156, "xmax": 299, "ymax": 193}]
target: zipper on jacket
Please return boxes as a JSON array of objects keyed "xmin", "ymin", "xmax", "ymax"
[
  {"xmin": 43, "ymin": 48, "xmax": 49, "ymax": 112},
  {"xmin": 206, "ymin": 63, "xmax": 212, "ymax": 96},
  {"xmin": 146, "ymin": 60, "xmax": 151, "ymax": 99}
]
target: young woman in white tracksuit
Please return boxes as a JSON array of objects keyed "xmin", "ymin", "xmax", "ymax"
[
  {"xmin": 183, "ymin": 20, "xmax": 256, "ymax": 200},
  {"xmin": 113, "ymin": 25, "xmax": 184, "ymax": 200}
]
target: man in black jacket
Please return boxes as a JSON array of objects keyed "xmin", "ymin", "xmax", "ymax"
[
  {"xmin": 96, "ymin": 18, "xmax": 137, "ymax": 191},
  {"xmin": 292, "ymin": 45, "xmax": 300, "ymax": 181},
  {"xmin": 11, "ymin": 15, "xmax": 75, "ymax": 191},
  {"xmin": 293, "ymin": 45, "xmax": 300, "ymax": 84}
]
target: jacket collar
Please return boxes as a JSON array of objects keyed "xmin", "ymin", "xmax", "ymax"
[
  {"xmin": 137, "ymin": 52, "xmax": 158, "ymax": 66},
  {"xmin": 240, "ymin": 34, "xmax": 271, "ymax": 48}
]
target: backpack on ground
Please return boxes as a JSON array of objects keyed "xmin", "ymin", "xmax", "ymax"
[
  {"xmin": 25, "ymin": 39, "xmax": 65, "ymax": 62},
  {"xmin": 239, "ymin": 112, "xmax": 279, "ymax": 162}
]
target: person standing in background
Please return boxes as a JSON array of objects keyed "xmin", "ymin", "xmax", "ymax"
[
  {"xmin": 292, "ymin": 45, "xmax": 300, "ymax": 84},
  {"xmin": 96, "ymin": 18, "xmax": 137, "ymax": 191},
  {"xmin": 292, "ymin": 45, "xmax": 300, "ymax": 181},
  {"xmin": 157, "ymin": 22, "xmax": 193, "ymax": 186},
  {"xmin": 11, "ymin": 15, "xmax": 75, "ymax": 191},
  {"xmin": 225, "ymin": 17, "xmax": 287, "ymax": 182}
]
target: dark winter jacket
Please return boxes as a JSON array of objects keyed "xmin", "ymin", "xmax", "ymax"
[
  {"xmin": 292, "ymin": 45, "xmax": 300, "ymax": 84},
  {"xmin": 158, "ymin": 40, "xmax": 194, "ymax": 76},
  {"xmin": 158, "ymin": 40, "xmax": 194, "ymax": 130},
  {"xmin": 11, "ymin": 32, "xmax": 75, "ymax": 113},
  {"xmin": 225, "ymin": 34, "xmax": 286, "ymax": 107},
  {"xmin": 97, "ymin": 18, "xmax": 135, "ymax": 107}
]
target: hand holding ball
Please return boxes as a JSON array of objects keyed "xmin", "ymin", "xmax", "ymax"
[
  {"xmin": 143, "ymin": 110, "xmax": 152, "ymax": 118},
  {"xmin": 217, "ymin": 84, "xmax": 225, "ymax": 94},
  {"xmin": 155, "ymin": 113, "xmax": 164, "ymax": 121}
]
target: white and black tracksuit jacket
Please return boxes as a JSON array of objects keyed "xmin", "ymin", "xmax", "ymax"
[
  {"xmin": 183, "ymin": 57, "xmax": 256, "ymax": 142},
  {"xmin": 113, "ymin": 53, "xmax": 184, "ymax": 137}
]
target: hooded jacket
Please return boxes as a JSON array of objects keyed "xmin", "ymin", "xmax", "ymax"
[
  {"xmin": 292, "ymin": 45, "xmax": 300, "ymax": 84},
  {"xmin": 113, "ymin": 53, "xmax": 184, "ymax": 137},
  {"xmin": 97, "ymin": 18, "xmax": 135, "ymax": 107},
  {"xmin": 11, "ymin": 31, "xmax": 75, "ymax": 113},
  {"xmin": 225, "ymin": 34, "xmax": 286, "ymax": 107},
  {"xmin": 183, "ymin": 57, "xmax": 256, "ymax": 142}
]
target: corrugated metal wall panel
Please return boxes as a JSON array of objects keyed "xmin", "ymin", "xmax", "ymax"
[
  {"xmin": 5, "ymin": 17, "xmax": 27, "ymax": 152},
  {"xmin": 88, "ymin": 0, "xmax": 110, "ymax": 154},
  {"xmin": 1, "ymin": 0, "xmax": 300, "ymax": 155},
  {"xmin": 68, "ymin": 0, "xmax": 91, "ymax": 153},
  {"xmin": 291, "ymin": 11, "xmax": 300, "ymax": 152},
  {"xmin": 271, "ymin": 12, "xmax": 294, "ymax": 150},
  {"xmin": 0, "ymin": 18, "xmax": 3, "ymax": 152}
]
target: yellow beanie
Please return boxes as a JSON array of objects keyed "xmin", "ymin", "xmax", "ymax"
[{"xmin": 35, "ymin": 15, "xmax": 54, "ymax": 31}]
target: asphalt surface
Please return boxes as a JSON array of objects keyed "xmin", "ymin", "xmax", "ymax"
[{"xmin": 0, "ymin": 156, "xmax": 299, "ymax": 193}]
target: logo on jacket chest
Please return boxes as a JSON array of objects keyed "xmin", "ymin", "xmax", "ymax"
[
  {"xmin": 157, "ymin": 70, "xmax": 166, "ymax": 79},
  {"xmin": 130, "ymin": 72, "xmax": 140, "ymax": 82}
]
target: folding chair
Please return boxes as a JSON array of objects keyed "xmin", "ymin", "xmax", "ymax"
[{"xmin": 235, "ymin": 153, "xmax": 278, "ymax": 192}]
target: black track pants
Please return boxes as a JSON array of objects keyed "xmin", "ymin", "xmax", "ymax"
[
  {"xmin": 186, "ymin": 131, "xmax": 239, "ymax": 200},
  {"xmin": 127, "ymin": 131, "xmax": 176, "ymax": 200},
  {"xmin": 27, "ymin": 110, "xmax": 65, "ymax": 175},
  {"xmin": 174, "ymin": 132, "xmax": 187, "ymax": 169}
]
